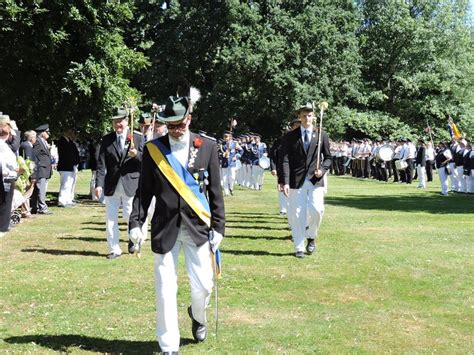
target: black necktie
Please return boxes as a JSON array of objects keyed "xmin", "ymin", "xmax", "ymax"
[{"xmin": 304, "ymin": 130, "xmax": 310, "ymax": 152}]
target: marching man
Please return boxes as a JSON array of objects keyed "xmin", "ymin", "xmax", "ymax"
[
  {"xmin": 128, "ymin": 89, "xmax": 225, "ymax": 353},
  {"xmin": 279, "ymin": 103, "xmax": 331, "ymax": 258}
]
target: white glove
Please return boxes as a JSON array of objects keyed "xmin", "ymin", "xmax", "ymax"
[
  {"xmin": 209, "ymin": 229, "xmax": 223, "ymax": 253},
  {"xmin": 129, "ymin": 227, "xmax": 145, "ymax": 246}
]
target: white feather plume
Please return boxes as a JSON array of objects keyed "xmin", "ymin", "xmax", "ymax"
[{"xmin": 189, "ymin": 87, "xmax": 201, "ymax": 105}]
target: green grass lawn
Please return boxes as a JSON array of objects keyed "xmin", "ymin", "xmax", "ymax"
[{"xmin": 1, "ymin": 170, "xmax": 473, "ymax": 353}]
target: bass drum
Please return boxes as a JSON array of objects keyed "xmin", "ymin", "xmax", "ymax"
[
  {"xmin": 376, "ymin": 144, "xmax": 395, "ymax": 161},
  {"xmin": 258, "ymin": 156, "xmax": 271, "ymax": 170}
]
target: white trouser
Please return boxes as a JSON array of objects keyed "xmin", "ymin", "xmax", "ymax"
[
  {"xmin": 222, "ymin": 167, "xmax": 237, "ymax": 194},
  {"xmin": 58, "ymin": 169, "xmax": 76, "ymax": 206},
  {"xmin": 416, "ymin": 165, "xmax": 426, "ymax": 188},
  {"xmin": 252, "ymin": 165, "xmax": 264, "ymax": 188},
  {"xmin": 154, "ymin": 225, "xmax": 213, "ymax": 352},
  {"xmin": 287, "ymin": 180, "xmax": 325, "ymax": 252},
  {"xmin": 456, "ymin": 166, "xmax": 466, "ymax": 192},
  {"xmin": 468, "ymin": 171, "xmax": 474, "ymax": 193},
  {"xmin": 104, "ymin": 180, "xmax": 134, "ymax": 255},
  {"xmin": 243, "ymin": 164, "xmax": 251, "ymax": 187},
  {"xmin": 437, "ymin": 168, "xmax": 449, "ymax": 195},
  {"xmin": 278, "ymin": 191, "xmax": 287, "ymax": 213},
  {"xmin": 449, "ymin": 162, "xmax": 458, "ymax": 191},
  {"xmin": 235, "ymin": 165, "xmax": 242, "ymax": 185}
]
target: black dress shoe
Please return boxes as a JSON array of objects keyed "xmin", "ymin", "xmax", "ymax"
[
  {"xmin": 106, "ymin": 253, "xmax": 121, "ymax": 260},
  {"xmin": 187, "ymin": 306, "xmax": 207, "ymax": 342},
  {"xmin": 162, "ymin": 352, "xmax": 179, "ymax": 355},
  {"xmin": 38, "ymin": 210, "xmax": 52, "ymax": 215},
  {"xmin": 295, "ymin": 251, "xmax": 305, "ymax": 258},
  {"xmin": 128, "ymin": 240, "xmax": 135, "ymax": 254},
  {"xmin": 306, "ymin": 239, "xmax": 315, "ymax": 254}
]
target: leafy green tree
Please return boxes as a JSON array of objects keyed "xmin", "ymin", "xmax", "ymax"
[
  {"xmin": 132, "ymin": 0, "xmax": 363, "ymax": 139},
  {"xmin": 0, "ymin": 0, "xmax": 148, "ymax": 137},
  {"xmin": 358, "ymin": 0, "xmax": 473, "ymax": 139}
]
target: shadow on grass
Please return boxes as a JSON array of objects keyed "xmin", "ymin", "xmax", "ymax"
[
  {"xmin": 4, "ymin": 334, "xmax": 195, "ymax": 353},
  {"xmin": 225, "ymin": 234, "xmax": 292, "ymax": 241},
  {"xmin": 223, "ymin": 249, "xmax": 294, "ymax": 257},
  {"xmin": 226, "ymin": 224, "xmax": 288, "ymax": 231},
  {"xmin": 228, "ymin": 212, "xmax": 283, "ymax": 217},
  {"xmin": 21, "ymin": 248, "xmax": 107, "ymax": 257},
  {"xmin": 58, "ymin": 236, "xmax": 103, "ymax": 243},
  {"xmin": 326, "ymin": 193, "xmax": 474, "ymax": 214}
]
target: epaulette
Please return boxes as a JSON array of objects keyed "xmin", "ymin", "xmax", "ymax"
[{"xmin": 200, "ymin": 132, "xmax": 217, "ymax": 142}]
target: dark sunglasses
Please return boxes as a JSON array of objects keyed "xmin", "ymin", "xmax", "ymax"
[{"xmin": 166, "ymin": 121, "xmax": 187, "ymax": 130}]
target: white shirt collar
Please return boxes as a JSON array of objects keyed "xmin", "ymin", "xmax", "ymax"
[{"xmin": 300, "ymin": 125, "xmax": 313, "ymax": 136}]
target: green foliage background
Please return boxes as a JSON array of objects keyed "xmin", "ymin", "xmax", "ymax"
[{"xmin": 0, "ymin": 0, "xmax": 472, "ymax": 141}]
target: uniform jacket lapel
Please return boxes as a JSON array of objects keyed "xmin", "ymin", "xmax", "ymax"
[{"xmin": 306, "ymin": 129, "xmax": 318, "ymax": 166}]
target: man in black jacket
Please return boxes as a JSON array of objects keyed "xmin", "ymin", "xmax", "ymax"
[
  {"xmin": 129, "ymin": 92, "xmax": 225, "ymax": 352},
  {"xmin": 415, "ymin": 139, "xmax": 427, "ymax": 189},
  {"xmin": 95, "ymin": 108, "xmax": 144, "ymax": 259},
  {"xmin": 57, "ymin": 129, "xmax": 80, "ymax": 207},
  {"xmin": 30, "ymin": 124, "xmax": 53, "ymax": 214},
  {"xmin": 279, "ymin": 103, "xmax": 332, "ymax": 258}
]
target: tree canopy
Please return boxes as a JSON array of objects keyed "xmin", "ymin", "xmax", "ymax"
[{"xmin": 0, "ymin": 0, "xmax": 472, "ymax": 142}]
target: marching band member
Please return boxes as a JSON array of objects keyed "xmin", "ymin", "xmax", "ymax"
[
  {"xmin": 425, "ymin": 141, "xmax": 435, "ymax": 182},
  {"xmin": 415, "ymin": 139, "xmax": 427, "ymax": 188},
  {"xmin": 128, "ymin": 90, "xmax": 225, "ymax": 353},
  {"xmin": 251, "ymin": 133, "xmax": 267, "ymax": 190},
  {"xmin": 448, "ymin": 139, "xmax": 459, "ymax": 191},
  {"xmin": 454, "ymin": 139, "xmax": 467, "ymax": 192},
  {"xmin": 435, "ymin": 142, "xmax": 452, "ymax": 196},
  {"xmin": 467, "ymin": 142, "xmax": 474, "ymax": 194},
  {"xmin": 279, "ymin": 103, "xmax": 331, "ymax": 258},
  {"xmin": 221, "ymin": 130, "xmax": 242, "ymax": 196},
  {"xmin": 95, "ymin": 107, "xmax": 144, "ymax": 259}
]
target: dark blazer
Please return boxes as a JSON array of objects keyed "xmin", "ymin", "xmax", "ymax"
[
  {"xmin": 129, "ymin": 131, "xmax": 225, "ymax": 254},
  {"xmin": 415, "ymin": 146, "xmax": 426, "ymax": 167},
  {"xmin": 269, "ymin": 136, "xmax": 283, "ymax": 172},
  {"xmin": 57, "ymin": 136, "xmax": 80, "ymax": 171},
  {"xmin": 20, "ymin": 141, "xmax": 34, "ymax": 160},
  {"xmin": 279, "ymin": 127, "xmax": 332, "ymax": 188},
  {"xmin": 32, "ymin": 137, "xmax": 52, "ymax": 180},
  {"xmin": 95, "ymin": 129, "xmax": 144, "ymax": 197}
]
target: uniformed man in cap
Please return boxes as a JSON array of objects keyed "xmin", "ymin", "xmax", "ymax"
[
  {"xmin": 30, "ymin": 124, "xmax": 53, "ymax": 215},
  {"xmin": 221, "ymin": 130, "xmax": 242, "ymax": 196},
  {"xmin": 128, "ymin": 89, "xmax": 225, "ymax": 353},
  {"xmin": 279, "ymin": 103, "xmax": 331, "ymax": 258},
  {"xmin": 95, "ymin": 107, "xmax": 144, "ymax": 259}
]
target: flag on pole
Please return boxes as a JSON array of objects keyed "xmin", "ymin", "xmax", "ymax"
[{"xmin": 448, "ymin": 116, "xmax": 462, "ymax": 140}]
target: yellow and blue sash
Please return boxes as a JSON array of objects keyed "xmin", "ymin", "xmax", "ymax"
[{"xmin": 147, "ymin": 139, "xmax": 211, "ymax": 228}]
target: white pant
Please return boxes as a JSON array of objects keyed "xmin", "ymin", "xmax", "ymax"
[
  {"xmin": 278, "ymin": 191, "xmax": 287, "ymax": 213},
  {"xmin": 437, "ymin": 168, "xmax": 449, "ymax": 195},
  {"xmin": 154, "ymin": 225, "xmax": 213, "ymax": 352},
  {"xmin": 449, "ymin": 163, "xmax": 458, "ymax": 191},
  {"xmin": 222, "ymin": 167, "xmax": 237, "ymax": 194},
  {"xmin": 58, "ymin": 169, "xmax": 77, "ymax": 206},
  {"xmin": 468, "ymin": 171, "xmax": 474, "ymax": 193},
  {"xmin": 455, "ymin": 166, "xmax": 466, "ymax": 192},
  {"xmin": 242, "ymin": 164, "xmax": 252, "ymax": 187},
  {"xmin": 287, "ymin": 180, "xmax": 325, "ymax": 252},
  {"xmin": 416, "ymin": 165, "xmax": 426, "ymax": 188},
  {"xmin": 251, "ymin": 165, "xmax": 265, "ymax": 188},
  {"xmin": 104, "ymin": 180, "xmax": 134, "ymax": 255},
  {"xmin": 142, "ymin": 196, "xmax": 155, "ymax": 239}
]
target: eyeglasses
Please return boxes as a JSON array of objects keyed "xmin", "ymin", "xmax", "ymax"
[{"xmin": 166, "ymin": 121, "xmax": 187, "ymax": 130}]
